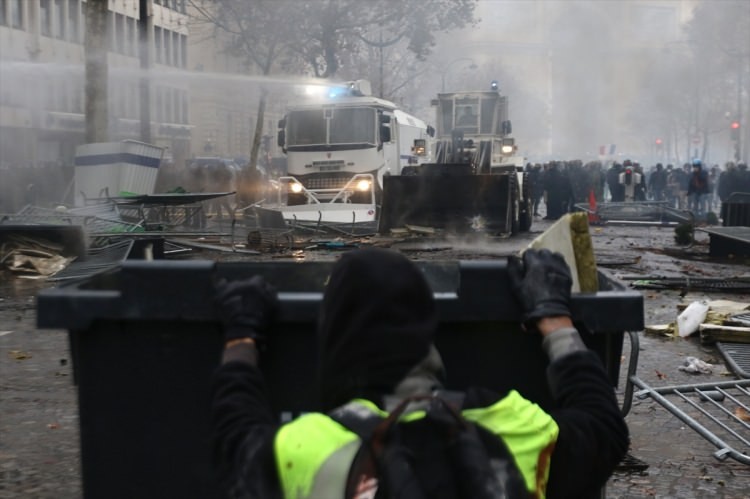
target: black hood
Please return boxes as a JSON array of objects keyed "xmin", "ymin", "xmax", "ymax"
[{"xmin": 317, "ymin": 248, "xmax": 438, "ymax": 411}]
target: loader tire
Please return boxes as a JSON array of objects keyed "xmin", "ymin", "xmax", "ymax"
[
  {"xmin": 518, "ymin": 172, "xmax": 533, "ymax": 232},
  {"xmin": 510, "ymin": 175, "xmax": 521, "ymax": 235}
]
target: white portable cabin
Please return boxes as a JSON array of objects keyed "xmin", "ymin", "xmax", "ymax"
[{"xmin": 73, "ymin": 140, "xmax": 164, "ymax": 206}]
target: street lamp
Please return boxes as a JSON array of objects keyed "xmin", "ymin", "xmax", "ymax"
[{"xmin": 441, "ymin": 57, "xmax": 478, "ymax": 92}]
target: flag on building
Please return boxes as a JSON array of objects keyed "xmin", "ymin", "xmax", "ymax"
[{"xmin": 599, "ymin": 144, "xmax": 617, "ymax": 156}]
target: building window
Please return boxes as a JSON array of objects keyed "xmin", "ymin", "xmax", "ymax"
[
  {"xmin": 40, "ymin": 0, "xmax": 51, "ymax": 36},
  {"xmin": 154, "ymin": 26, "xmax": 163, "ymax": 64},
  {"xmin": 57, "ymin": 79, "xmax": 67, "ymax": 111},
  {"xmin": 180, "ymin": 34, "xmax": 187, "ymax": 68},
  {"xmin": 0, "ymin": 0, "xmax": 7, "ymax": 27},
  {"xmin": 115, "ymin": 13, "xmax": 125, "ymax": 53},
  {"xmin": 72, "ymin": 77, "xmax": 83, "ymax": 113},
  {"xmin": 163, "ymin": 29, "xmax": 171, "ymax": 65},
  {"xmin": 129, "ymin": 82, "xmax": 137, "ymax": 119},
  {"xmin": 117, "ymin": 83, "xmax": 127, "ymax": 118},
  {"xmin": 54, "ymin": 0, "xmax": 64, "ymax": 39},
  {"xmin": 127, "ymin": 16, "xmax": 136, "ymax": 56},
  {"xmin": 68, "ymin": 0, "xmax": 80, "ymax": 43},
  {"xmin": 106, "ymin": 10, "xmax": 113, "ymax": 51},
  {"xmin": 155, "ymin": 86, "xmax": 163, "ymax": 122},
  {"xmin": 11, "ymin": 0, "xmax": 22, "ymax": 29},
  {"xmin": 165, "ymin": 88, "xmax": 173, "ymax": 122},
  {"xmin": 46, "ymin": 81, "xmax": 56, "ymax": 111}
]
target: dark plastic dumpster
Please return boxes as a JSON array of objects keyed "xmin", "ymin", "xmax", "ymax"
[
  {"xmin": 721, "ymin": 192, "xmax": 750, "ymax": 226},
  {"xmin": 37, "ymin": 259, "xmax": 643, "ymax": 499}
]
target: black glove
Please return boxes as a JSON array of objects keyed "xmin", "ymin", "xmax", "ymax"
[
  {"xmin": 214, "ymin": 276, "xmax": 279, "ymax": 344},
  {"xmin": 507, "ymin": 249, "xmax": 573, "ymax": 328}
]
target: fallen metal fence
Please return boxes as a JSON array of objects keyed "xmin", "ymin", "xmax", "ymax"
[
  {"xmin": 630, "ymin": 376, "xmax": 750, "ymax": 465},
  {"xmin": 621, "ymin": 330, "xmax": 750, "ymax": 466},
  {"xmin": 575, "ymin": 201, "xmax": 694, "ymax": 225},
  {"xmin": 48, "ymin": 239, "xmax": 134, "ymax": 282}
]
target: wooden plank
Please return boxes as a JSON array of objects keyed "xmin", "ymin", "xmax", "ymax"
[{"xmin": 700, "ymin": 324, "xmax": 750, "ymax": 344}]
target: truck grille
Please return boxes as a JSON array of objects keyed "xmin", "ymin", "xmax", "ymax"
[
  {"xmin": 312, "ymin": 160, "xmax": 345, "ymax": 172},
  {"xmin": 303, "ymin": 176, "xmax": 350, "ymax": 190}
]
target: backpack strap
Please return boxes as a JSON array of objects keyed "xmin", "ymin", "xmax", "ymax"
[
  {"xmin": 330, "ymin": 394, "xmax": 528, "ymax": 499},
  {"xmin": 331, "ymin": 397, "xmax": 433, "ymax": 499}
]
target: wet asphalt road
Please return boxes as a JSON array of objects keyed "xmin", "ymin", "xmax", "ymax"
[{"xmin": 1, "ymin": 216, "xmax": 750, "ymax": 498}]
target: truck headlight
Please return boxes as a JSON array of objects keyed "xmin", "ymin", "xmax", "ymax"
[
  {"xmin": 356, "ymin": 179, "xmax": 371, "ymax": 192},
  {"xmin": 290, "ymin": 183, "xmax": 303, "ymax": 193},
  {"xmin": 501, "ymin": 145, "xmax": 514, "ymax": 154}
]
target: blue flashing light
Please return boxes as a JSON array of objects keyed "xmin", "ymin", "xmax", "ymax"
[
  {"xmin": 490, "ymin": 80, "xmax": 499, "ymax": 91},
  {"xmin": 328, "ymin": 87, "xmax": 347, "ymax": 98}
]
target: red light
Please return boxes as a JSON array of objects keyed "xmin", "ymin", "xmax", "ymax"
[
  {"xmin": 731, "ymin": 122, "xmax": 740, "ymax": 129},
  {"xmin": 655, "ymin": 138, "xmax": 663, "ymax": 145},
  {"xmin": 626, "ymin": 168, "xmax": 632, "ymax": 174}
]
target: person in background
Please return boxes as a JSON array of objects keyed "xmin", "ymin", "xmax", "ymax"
[
  {"xmin": 687, "ymin": 159, "xmax": 710, "ymax": 219},
  {"xmin": 648, "ymin": 163, "xmax": 667, "ymax": 202}
]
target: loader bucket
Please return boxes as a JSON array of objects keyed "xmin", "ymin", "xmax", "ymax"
[{"xmin": 379, "ymin": 172, "xmax": 513, "ymax": 234}]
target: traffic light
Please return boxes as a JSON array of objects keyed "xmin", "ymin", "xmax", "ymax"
[
  {"xmin": 655, "ymin": 138, "xmax": 663, "ymax": 146},
  {"xmin": 731, "ymin": 121, "xmax": 740, "ymax": 140}
]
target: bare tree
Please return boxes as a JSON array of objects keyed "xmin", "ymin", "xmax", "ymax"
[
  {"xmin": 287, "ymin": 0, "xmax": 478, "ymax": 79},
  {"xmin": 685, "ymin": 0, "xmax": 750, "ymax": 162},
  {"xmin": 188, "ymin": 0, "xmax": 298, "ymax": 202},
  {"xmin": 189, "ymin": 0, "xmax": 478, "ymax": 192}
]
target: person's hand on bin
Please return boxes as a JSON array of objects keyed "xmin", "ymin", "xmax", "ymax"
[
  {"xmin": 215, "ymin": 276, "xmax": 279, "ymax": 348},
  {"xmin": 507, "ymin": 249, "xmax": 573, "ymax": 335}
]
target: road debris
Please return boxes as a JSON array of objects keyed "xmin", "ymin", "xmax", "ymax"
[
  {"xmin": 9, "ymin": 350, "xmax": 32, "ymax": 360},
  {"xmin": 646, "ymin": 299, "xmax": 750, "ymax": 340},
  {"xmin": 677, "ymin": 300, "xmax": 709, "ymax": 337},
  {"xmin": 678, "ymin": 356, "xmax": 714, "ymax": 374},
  {"xmin": 644, "ymin": 324, "xmax": 675, "ymax": 337},
  {"xmin": 699, "ymin": 324, "xmax": 750, "ymax": 344},
  {"xmin": 0, "ymin": 234, "xmax": 77, "ymax": 278},
  {"xmin": 305, "ymin": 240, "xmax": 360, "ymax": 251}
]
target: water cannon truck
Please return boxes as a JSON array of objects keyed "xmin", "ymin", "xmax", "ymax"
[{"xmin": 275, "ymin": 80, "xmax": 433, "ymax": 225}]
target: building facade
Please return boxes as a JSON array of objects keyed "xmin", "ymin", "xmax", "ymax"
[{"xmin": 0, "ymin": 0, "xmax": 191, "ymax": 169}]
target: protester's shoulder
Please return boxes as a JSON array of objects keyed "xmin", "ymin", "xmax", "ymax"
[{"xmin": 462, "ymin": 386, "xmax": 509, "ymax": 409}]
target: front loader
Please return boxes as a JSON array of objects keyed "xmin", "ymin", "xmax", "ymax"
[{"xmin": 379, "ymin": 83, "xmax": 532, "ymax": 235}]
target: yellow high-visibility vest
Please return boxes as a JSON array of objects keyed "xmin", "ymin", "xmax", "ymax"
[{"xmin": 275, "ymin": 391, "xmax": 559, "ymax": 499}]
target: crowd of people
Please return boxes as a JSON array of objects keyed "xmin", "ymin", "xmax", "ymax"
[{"xmin": 524, "ymin": 158, "xmax": 750, "ymax": 221}]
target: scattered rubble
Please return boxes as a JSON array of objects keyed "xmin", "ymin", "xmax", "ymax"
[{"xmin": 678, "ymin": 356, "xmax": 714, "ymax": 374}]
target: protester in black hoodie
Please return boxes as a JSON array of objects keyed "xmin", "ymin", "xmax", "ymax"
[{"xmin": 211, "ymin": 248, "xmax": 628, "ymax": 498}]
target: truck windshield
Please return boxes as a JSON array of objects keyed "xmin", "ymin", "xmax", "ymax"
[
  {"xmin": 454, "ymin": 97, "xmax": 479, "ymax": 133},
  {"xmin": 286, "ymin": 107, "xmax": 376, "ymax": 147},
  {"xmin": 287, "ymin": 110, "xmax": 327, "ymax": 146},
  {"xmin": 329, "ymin": 108, "xmax": 376, "ymax": 145}
]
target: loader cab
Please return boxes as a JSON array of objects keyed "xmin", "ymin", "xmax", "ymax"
[{"xmin": 433, "ymin": 90, "xmax": 511, "ymax": 139}]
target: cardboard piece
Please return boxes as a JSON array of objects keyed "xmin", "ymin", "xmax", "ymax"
[{"xmin": 524, "ymin": 212, "xmax": 598, "ymax": 293}]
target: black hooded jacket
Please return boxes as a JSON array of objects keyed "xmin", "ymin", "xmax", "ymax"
[
  {"xmin": 210, "ymin": 249, "xmax": 628, "ymax": 498},
  {"xmin": 316, "ymin": 248, "xmax": 439, "ymax": 411}
]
